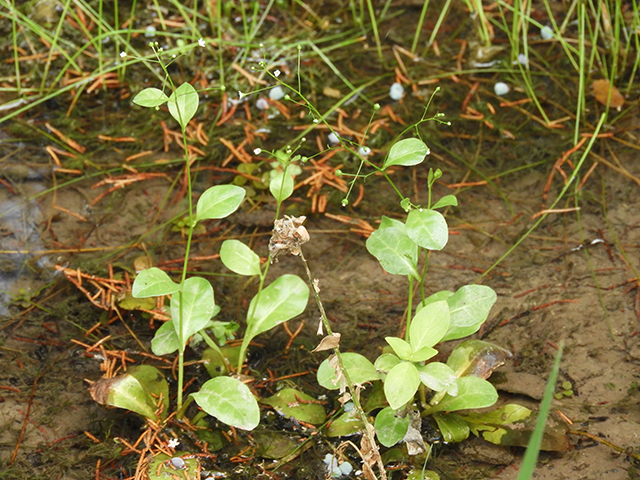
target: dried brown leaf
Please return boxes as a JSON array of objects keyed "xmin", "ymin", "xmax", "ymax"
[
  {"xmin": 592, "ymin": 79, "xmax": 625, "ymax": 109},
  {"xmin": 312, "ymin": 332, "xmax": 341, "ymax": 352}
]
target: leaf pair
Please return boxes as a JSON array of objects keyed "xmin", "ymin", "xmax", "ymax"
[{"xmin": 133, "ymin": 83, "xmax": 199, "ymax": 130}]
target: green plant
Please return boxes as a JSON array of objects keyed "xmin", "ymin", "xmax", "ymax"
[
  {"xmin": 93, "ymin": 42, "xmax": 309, "ymax": 432},
  {"xmin": 311, "ymin": 134, "xmax": 521, "ymax": 457}
]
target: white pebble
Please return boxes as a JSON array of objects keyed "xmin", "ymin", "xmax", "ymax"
[
  {"xmin": 339, "ymin": 462, "xmax": 353, "ymax": 476},
  {"xmin": 256, "ymin": 98, "xmax": 269, "ymax": 110},
  {"xmin": 494, "ymin": 82, "xmax": 510, "ymax": 96},
  {"xmin": 269, "ymin": 86, "xmax": 285, "ymax": 101},
  {"xmin": 328, "ymin": 132, "xmax": 340, "ymax": 145},
  {"xmin": 144, "ymin": 26, "xmax": 156, "ymax": 37},
  {"xmin": 389, "ymin": 82, "xmax": 404, "ymax": 101},
  {"xmin": 541, "ymin": 25, "xmax": 553, "ymax": 40},
  {"xmin": 518, "ymin": 53, "xmax": 528, "ymax": 66}
]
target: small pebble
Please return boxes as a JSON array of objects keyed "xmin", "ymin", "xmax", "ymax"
[
  {"xmin": 327, "ymin": 132, "xmax": 340, "ymax": 145},
  {"xmin": 170, "ymin": 457, "xmax": 186, "ymax": 469},
  {"xmin": 145, "ymin": 26, "xmax": 156, "ymax": 37},
  {"xmin": 256, "ymin": 98, "xmax": 269, "ymax": 110},
  {"xmin": 269, "ymin": 86, "xmax": 285, "ymax": 101},
  {"xmin": 541, "ymin": 25, "xmax": 553, "ymax": 40},
  {"xmin": 389, "ymin": 82, "xmax": 404, "ymax": 101},
  {"xmin": 494, "ymin": 82, "xmax": 510, "ymax": 96},
  {"xmin": 518, "ymin": 53, "xmax": 528, "ymax": 66}
]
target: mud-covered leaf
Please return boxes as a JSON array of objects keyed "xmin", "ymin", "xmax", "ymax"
[
  {"xmin": 428, "ymin": 376, "xmax": 498, "ymax": 413},
  {"xmin": 374, "ymin": 407, "xmax": 410, "ymax": 447},
  {"xmin": 405, "ymin": 209, "xmax": 448, "ymax": 251},
  {"xmin": 196, "ymin": 185, "xmax": 246, "ymax": 223},
  {"xmin": 383, "ymin": 138, "xmax": 429, "ymax": 169},
  {"xmin": 117, "ymin": 294, "xmax": 156, "ymax": 311},
  {"xmin": 317, "ymin": 352, "xmax": 379, "ymax": 390},
  {"xmin": 432, "ymin": 412, "xmax": 470, "ymax": 443},
  {"xmin": 261, "ymin": 388, "xmax": 326, "ymax": 425},
  {"xmin": 446, "ymin": 339, "xmax": 512, "ymax": 379},
  {"xmin": 88, "ymin": 365, "xmax": 169, "ymax": 421},
  {"xmin": 326, "ymin": 410, "xmax": 363, "ymax": 437},
  {"xmin": 132, "ymin": 267, "xmax": 180, "ymax": 298},
  {"xmin": 192, "ymin": 376, "xmax": 260, "ymax": 430},
  {"xmin": 384, "ymin": 362, "xmax": 420, "ymax": 410},
  {"xmin": 220, "ymin": 239, "xmax": 261, "ymax": 276},
  {"xmin": 253, "ymin": 430, "xmax": 300, "ymax": 459}
]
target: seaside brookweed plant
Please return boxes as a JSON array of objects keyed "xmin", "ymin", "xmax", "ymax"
[
  {"xmin": 94, "ymin": 41, "xmax": 310, "ymax": 433},
  {"xmin": 315, "ymin": 135, "xmax": 516, "ymax": 454}
]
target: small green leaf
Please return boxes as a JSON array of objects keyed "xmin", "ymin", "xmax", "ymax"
[
  {"xmin": 192, "ymin": 376, "xmax": 260, "ymax": 430},
  {"xmin": 409, "ymin": 345, "xmax": 438, "ymax": 363},
  {"xmin": 409, "ymin": 300, "xmax": 450, "ymax": 351},
  {"xmin": 317, "ymin": 352, "xmax": 379, "ymax": 390},
  {"xmin": 373, "ymin": 353, "xmax": 401, "ymax": 375},
  {"xmin": 384, "ymin": 362, "xmax": 420, "ymax": 410},
  {"xmin": 132, "ymin": 267, "xmax": 180, "ymax": 298},
  {"xmin": 366, "ymin": 226, "xmax": 419, "ymax": 280},
  {"xmin": 132, "ymin": 87, "xmax": 169, "ymax": 108},
  {"xmin": 405, "ymin": 209, "xmax": 448, "ymax": 251},
  {"xmin": 385, "ymin": 337, "xmax": 413, "ymax": 361},
  {"xmin": 261, "ymin": 388, "xmax": 326, "ymax": 425},
  {"xmin": 416, "ymin": 362, "xmax": 458, "ymax": 395},
  {"xmin": 196, "ymin": 185, "xmax": 246, "ymax": 223},
  {"xmin": 326, "ymin": 410, "xmax": 363, "ymax": 437},
  {"xmin": 170, "ymin": 277, "xmax": 215, "ymax": 347},
  {"xmin": 383, "ymin": 138, "xmax": 429, "ymax": 169},
  {"xmin": 239, "ymin": 275, "xmax": 308, "ymax": 368},
  {"xmin": 428, "ymin": 376, "xmax": 498, "ymax": 413},
  {"xmin": 442, "ymin": 285, "xmax": 497, "ymax": 341},
  {"xmin": 269, "ymin": 171, "xmax": 294, "ymax": 203},
  {"xmin": 151, "ymin": 320, "xmax": 180, "ymax": 356},
  {"xmin": 374, "ymin": 407, "xmax": 410, "ymax": 447},
  {"xmin": 220, "ymin": 239, "xmax": 261, "ymax": 276},
  {"xmin": 431, "ymin": 194, "xmax": 458, "ymax": 210},
  {"xmin": 148, "ymin": 453, "xmax": 198, "ymax": 480},
  {"xmin": 168, "ymin": 82, "xmax": 198, "ymax": 129}
]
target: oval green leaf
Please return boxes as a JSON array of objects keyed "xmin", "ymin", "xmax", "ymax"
[
  {"xmin": 385, "ymin": 337, "xmax": 412, "ymax": 361},
  {"xmin": 409, "ymin": 300, "xmax": 450, "ymax": 351},
  {"xmin": 170, "ymin": 277, "xmax": 215, "ymax": 345},
  {"xmin": 431, "ymin": 194, "xmax": 458, "ymax": 210},
  {"xmin": 383, "ymin": 138, "xmax": 429, "ymax": 169},
  {"xmin": 429, "ymin": 376, "xmax": 498, "ymax": 413},
  {"xmin": 133, "ymin": 87, "xmax": 169, "ymax": 108},
  {"xmin": 442, "ymin": 285, "xmax": 497, "ymax": 341},
  {"xmin": 384, "ymin": 362, "xmax": 420, "ymax": 410},
  {"xmin": 375, "ymin": 407, "xmax": 410, "ymax": 447},
  {"xmin": 192, "ymin": 376, "xmax": 260, "ymax": 430},
  {"xmin": 406, "ymin": 209, "xmax": 448, "ymax": 251},
  {"xmin": 416, "ymin": 362, "xmax": 458, "ymax": 395},
  {"xmin": 196, "ymin": 185, "xmax": 246, "ymax": 223},
  {"xmin": 432, "ymin": 412, "xmax": 470, "ymax": 443},
  {"xmin": 168, "ymin": 82, "xmax": 198, "ymax": 129},
  {"xmin": 317, "ymin": 352, "xmax": 380, "ymax": 390},
  {"xmin": 220, "ymin": 239, "xmax": 261, "ymax": 276},
  {"xmin": 269, "ymin": 171, "xmax": 294, "ymax": 203},
  {"xmin": 261, "ymin": 388, "xmax": 326, "ymax": 425},
  {"xmin": 151, "ymin": 320, "xmax": 180, "ymax": 356},
  {"xmin": 132, "ymin": 267, "xmax": 180, "ymax": 298},
  {"xmin": 366, "ymin": 226, "xmax": 419, "ymax": 280}
]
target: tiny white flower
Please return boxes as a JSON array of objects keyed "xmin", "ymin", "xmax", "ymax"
[
  {"xmin": 198, "ymin": 38, "xmax": 205, "ymax": 47},
  {"xmin": 254, "ymin": 148, "xmax": 262, "ymax": 155},
  {"xmin": 119, "ymin": 51, "xmax": 126, "ymax": 58},
  {"xmin": 274, "ymin": 69, "xmax": 281, "ymax": 77},
  {"xmin": 358, "ymin": 146, "xmax": 371, "ymax": 156},
  {"xmin": 238, "ymin": 91, "xmax": 245, "ymax": 99},
  {"xmin": 167, "ymin": 438, "xmax": 179, "ymax": 448},
  {"xmin": 494, "ymin": 82, "xmax": 510, "ymax": 96}
]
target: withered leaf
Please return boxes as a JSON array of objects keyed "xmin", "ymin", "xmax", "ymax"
[
  {"xmin": 592, "ymin": 79, "xmax": 625, "ymax": 110},
  {"xmin": 312, "ymin": 333, "xmax": 341, "ymax": 352}
]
